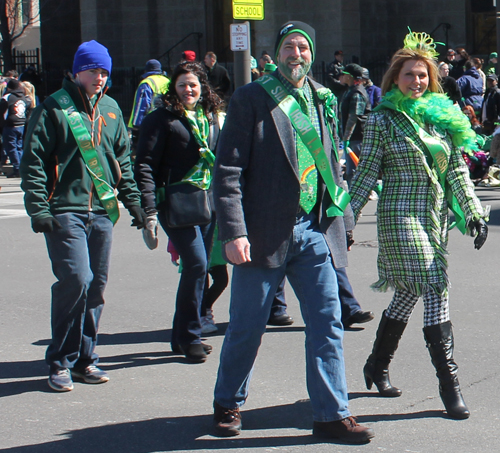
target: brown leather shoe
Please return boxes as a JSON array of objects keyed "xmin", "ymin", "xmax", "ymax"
[
  {"xmin": 213, "ymin": 401, "xmax": 242, "ymax": 437},
  {"xmin": 313, "ymin": 416, "xmax": 375, "ymax": 444}
]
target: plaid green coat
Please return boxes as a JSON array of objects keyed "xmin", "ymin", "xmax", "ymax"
[{"xmin": 350, "ymin": 109, "xmax": 484, "ymax": 296}]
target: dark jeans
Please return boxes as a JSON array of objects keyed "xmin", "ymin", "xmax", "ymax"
[
  {"xmin": 336, "ymin": 266, "xmax": 362, "ymax": 321},
  {"xmin": 2, "ymin": 126, "xmax": 24, "ymax": 173},
  {"xmin": 271, "ymin": 277, "xmax": 290, "ymax": 318},
  {"xmin": 159, "ymin": 211, "xmax": 215, "ymax": 346},
  {"xmin": 44, "ymin": 212, "xmax": 113, "ymax": 370},
  {"xmin": 344, "ymin": 139, "xmax": 362, "ymax": 188}
]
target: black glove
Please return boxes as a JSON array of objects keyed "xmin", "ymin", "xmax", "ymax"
[
  {"xmin": 32, "ymin": 216, "xmax": 62, "ymax": 233},
  {"xmin": 470, "ymin": 219, "xmax": 488, "ymax": 250},
  {"xmin": 129, "ymin": 205, "xmax": 146, "ymax": 229},
  {"xmin": 346, "ymin": 230, "xmax": 354, "ymax": 250}
]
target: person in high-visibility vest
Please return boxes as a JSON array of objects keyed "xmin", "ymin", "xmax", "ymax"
[{"xmin": 128, "ymin": 59, "xmax": 170, "ymax": 150}]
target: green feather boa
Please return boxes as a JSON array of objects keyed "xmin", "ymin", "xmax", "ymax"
[{"xmin": 380, "ymin": 87, "xmax": 477, "ymax": 152}]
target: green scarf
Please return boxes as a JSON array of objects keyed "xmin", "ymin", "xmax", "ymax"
[
  {"xmin": 179, "ymin": 105, "xmax": 215, "ymax": 190},
  {"xmin": 377, "ymin": 87, "xmax": 477, "ymax": 154}
]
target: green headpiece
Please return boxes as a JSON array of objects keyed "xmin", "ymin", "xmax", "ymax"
[{"xmin": 403, "ymin": 27, "xmax": 443, "ymax": 59}]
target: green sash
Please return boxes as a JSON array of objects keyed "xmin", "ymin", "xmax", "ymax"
[
  {"xmin": 52, "ymin": 89, "xmax": 120, "ymax": 224},
  {"xmin": 256, "ymin": 74, "xmax": 350, "ymax": 217},
  {"xmin": 379, "ymin": 100, "xmax": 467, "ymax": 233}
]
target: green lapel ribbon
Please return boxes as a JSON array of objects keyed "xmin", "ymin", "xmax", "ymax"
[
  {"xmin": 315, "ymin": 88, "xmax": 340, "ymax": 163},
  {"xmin": 256, "ymin": 74, "xmax": 350, "ymax": 217},
  {"xmin": 52, "ymin": 89, "xmax": 120, "ymax": 225},
  {"xmin": 378, "ymin": 100, "xmax": 467, "ymax": 234},
  {"xmin": 174, "ymin": 105, "xmax": 215, "ymax": 190}
]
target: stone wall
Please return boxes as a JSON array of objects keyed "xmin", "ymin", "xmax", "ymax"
[
  {"xmin": 79, "ymin": 0, "xmax": 208, "ymax": 68},
  {"xmin": 253, "ymin": 0, "xmax": 345, "ymax": 68},
  {"xmin": 40, "ymin": 0, "xmax": 473, "ymax": 85},
  {"xmin": 359, "ymin": 0, "xmax": 467, "ymax": 65}
]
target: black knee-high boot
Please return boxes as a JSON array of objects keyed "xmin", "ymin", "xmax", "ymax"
[
  {"xmin": 363, "ymin": 310, "xmax": 407, "ymax": 397},
  {"xmin": 423, "ymin": 321, "xmax": 470, "ymax": 420}
]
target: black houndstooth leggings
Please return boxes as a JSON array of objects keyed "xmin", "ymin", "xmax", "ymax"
[{"xmin": 386, "ymin": 288, "xmax": 449, "ymax": 327}]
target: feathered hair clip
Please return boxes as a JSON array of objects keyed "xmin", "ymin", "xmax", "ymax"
[{"xmin": 403, "ymin": 27, "xmax": 443, "ymax": 59}]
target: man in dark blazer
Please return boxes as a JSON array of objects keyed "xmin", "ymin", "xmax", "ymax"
[
  {"xmin": 211, "ymin": 21, "xmax": 374, "ymax": 444},
  {"xmin": 481, "ymin": 73, "xmax": 500, "ymax": 135},
  {"xmin": 203, "ymin": 51, "xmax": 231, "ymax": 99}
]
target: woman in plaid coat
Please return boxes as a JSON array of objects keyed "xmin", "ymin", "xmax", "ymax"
[{"xmin": 349, "ymin": 31, "xmax": 488, "ymax": 420}]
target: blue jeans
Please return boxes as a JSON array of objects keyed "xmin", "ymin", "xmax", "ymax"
[
  {"xmin": 273, "ymin": 267, "xmax": 361, "ymax": 322},
  {"xmin": 159, "ymin": 211, "xmax": 215, "ymax": 346},
  {"xmin": 2, "ymin": 126, "xmax": 24, "ymax": 172},
  {"xmin": 214, "ymin": 212, "xmax": 351, "ymax": 422},
  {"xmin": 44, "ymin": 212, "xmax": 113, "ymax": 370}
]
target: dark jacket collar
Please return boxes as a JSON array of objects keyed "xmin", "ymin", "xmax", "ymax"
[{"xmin": 62, "ymin": 77, "xmax": 104, "ymax": 114}]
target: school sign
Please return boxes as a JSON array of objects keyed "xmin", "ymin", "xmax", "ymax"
[{"xmin": 232, "ymin": 0, "xmax": 264, "ymax": 20}]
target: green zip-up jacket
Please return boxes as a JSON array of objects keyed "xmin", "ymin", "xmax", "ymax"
[{"xmin": 20, "ymin": 78, "xmax": 141, "ymax": 223}]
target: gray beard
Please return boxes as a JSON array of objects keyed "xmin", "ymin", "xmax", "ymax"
[{"xmin": 278, "ymin": 60, "xmax": 312, "ymax": 83}]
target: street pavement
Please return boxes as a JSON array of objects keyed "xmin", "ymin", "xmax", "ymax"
[{"xmin": 1, "ymin": 175, "xmax": 499, "ymax": 453}]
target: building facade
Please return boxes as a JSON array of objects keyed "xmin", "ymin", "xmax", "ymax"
[{"xmin": 38, "ymin": 0, "xmax": 495, "ymax": 112}]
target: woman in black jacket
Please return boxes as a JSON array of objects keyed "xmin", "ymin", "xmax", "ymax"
[{"xmin": 135, "ymin": 62, "xmax": 224, "ymax": 363}]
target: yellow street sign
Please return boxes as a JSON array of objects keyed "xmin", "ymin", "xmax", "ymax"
[{"xmin": 232, "ymin": 0, "xmax": 264, "ymax": 21}]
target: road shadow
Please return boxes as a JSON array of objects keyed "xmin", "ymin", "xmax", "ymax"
[
  {"xmin": 0, "ymin": 351, "xmax": 194, "ymax": 398},
  {"xmin": 32, "ymin": 329, "xmax": 173, "ymax": 347},
  {"xmin": 0, "ymin": 399, "xmax": 448, "ymax": 453}
]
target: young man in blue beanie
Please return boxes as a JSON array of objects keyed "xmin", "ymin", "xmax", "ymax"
[
  {"xmin": 211, "ymin": 21, "xmax": 374, "ymax": 443},
  {"xmin": 20, "ymin": 40, "xmax": 146, "ymax": 392}
]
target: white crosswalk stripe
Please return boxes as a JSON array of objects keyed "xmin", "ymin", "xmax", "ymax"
[{"xmin": 0, "ymin": 192, "xmax": 27, "ymax": 219}]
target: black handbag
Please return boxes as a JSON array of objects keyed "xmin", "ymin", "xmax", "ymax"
[{"xmin": 165, "ymin": 183, "xmax": 212, "ymax": 228}]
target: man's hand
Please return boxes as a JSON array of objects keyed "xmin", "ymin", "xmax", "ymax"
[
  {"xmin": 225, "ymin": 237, "xmax": 251, "ymax": 265},
  {"xmin": 32, "ymin": 216, "xmax": 62, "ymax": 233},
  {"xmin": 129, "ymin": 205, "xmax": 146, "ymax": 229}
]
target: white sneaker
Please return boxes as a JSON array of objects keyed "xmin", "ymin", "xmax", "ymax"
[{"xmin": 201, "ymin": 308, "xmax": 218, "ymax": 334}]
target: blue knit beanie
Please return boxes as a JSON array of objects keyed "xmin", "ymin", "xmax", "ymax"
[{"xmin": 73, "ymin": 40, "xmax": 112, "ymax": 76}]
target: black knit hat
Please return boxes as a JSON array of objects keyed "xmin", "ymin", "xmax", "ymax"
[
  {"xmin": 343, "ymin": 63, "xmax": 364, "ymax": 79},
  {"xmin": 144, "ymin": 59, "xmax": 162, "ymax": 75},
  {"xmin": 274, "ymin": 21, "xmax": 316, "ymax": 61},
  {"xmin": 6, "ymin": 79, "xmax": 21, "ymax": 91}
]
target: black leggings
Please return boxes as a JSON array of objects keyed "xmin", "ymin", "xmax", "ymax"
[{"xmin": 201, "ymin": 265, "xmax": 229, "ymax": 315}]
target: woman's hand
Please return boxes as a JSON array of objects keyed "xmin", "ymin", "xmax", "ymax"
[
  {"xmin": 225, "ymin": 237, "xmax": 252, "ymax": 264},
  {"xmin": 471, "ymin": 219, "xmax": 488, "ymax": 250}
]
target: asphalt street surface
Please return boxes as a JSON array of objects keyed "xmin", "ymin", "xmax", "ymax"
[{"xmin": 1, "ymin": 175, "xmax": 499, "ymax": 453}]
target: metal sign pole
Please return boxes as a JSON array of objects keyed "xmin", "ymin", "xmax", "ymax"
[
  {"xmin": 233, "ymin": 21, "xmax": 251, "ymax": 89},
  {"xmin": 231, "ymin": 0, "xmax": 264, "ymax": 89}
]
